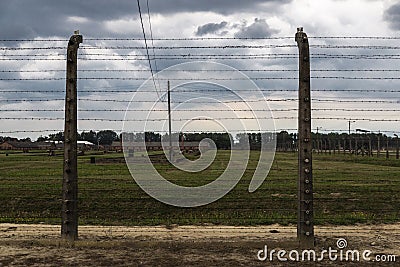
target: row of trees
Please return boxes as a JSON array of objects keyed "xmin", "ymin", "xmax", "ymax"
[
  {"xmin": 277, "ymin": 131, "xmax": 399, "ymax": 152},
  {"xmin": 122, "ymin": 132, "xmax": 232, "ymax": 149},
  {"xmin": 1, "ymin": 131, "xmax": 397, "ymax": 150},
  {"xmin": 36, "ymin": 130, "xmax": 120, "ymax": 146},
  {"xmin": 0, "ymin": 131, "xmax": 120, "ymax": 146},
  {"xmin": 0, "ymin": 136, "xmax": 32, "ymax": 144}
]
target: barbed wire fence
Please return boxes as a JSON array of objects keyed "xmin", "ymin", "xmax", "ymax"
[{"xmin": 0, "ymin": 31, "xmax": 399, "ymax": 246}]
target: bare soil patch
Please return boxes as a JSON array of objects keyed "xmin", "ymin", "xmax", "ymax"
[{"xmin": 0, "ymin": 224, "xmax": 399, "ymax": 266}]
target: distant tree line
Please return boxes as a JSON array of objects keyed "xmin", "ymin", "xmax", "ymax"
[
  {"xmin": 0, "ymin": 130, "xmax": 120, "ymax": 146},
  {"xmin": 276, "ymin": 131, "xmax": 399, "ymax": 152},
  {"xmin": 122, "ymin": 132, "xmax": 232, "ymax": 149},
  {"xmin": 1, "ymin": 130, "xmax": 398, "ymax": 150}
]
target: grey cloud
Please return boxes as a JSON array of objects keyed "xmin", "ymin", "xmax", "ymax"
[
  {"xmin": 384, "ymin": 3, "xmax": 400, "ymax": 30},
  {"xmin": 196, "ymin": 21, "xmax": 228, "ymax": 36},
  {"xmin": 0, "ymin": 0, "xmax": 137, "ymax": 39},
  {"xmin": 148, "ymin": 0, "xmax": 291, "ymax": 14},
  {"xmin": 0, "ymin": 0, "xmax": 290, "ymax": 39},
  {"xmin": 234, "ymin": 18, "xmax": 279, "ymax": 38}
]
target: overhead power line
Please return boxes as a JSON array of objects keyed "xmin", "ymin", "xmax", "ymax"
[
  {"xmin": 145, "ymin": 0, "xmax": 160, "ymax": 92},
  {"xmin": 136, "ymin": 0, "xmax": 160, "ymax": 99}
]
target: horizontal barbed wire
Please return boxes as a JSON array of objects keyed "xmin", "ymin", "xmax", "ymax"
[
  {"xmin": 1, "ymin": 36, "xmax": 400, "ymax": 42},
  {"xmin": 1, "ymin": 77, "xmax": 400, "ymax": 81},
  {"xmin": 2, "ymin": 44, "xmax": 400, "ymax": 50},
  {"xmin": 0, "ymin": 128, "xmax": 398, "ymax": 135},
  {"xmin": 0, "ymin": 98, "xmax": 398, "ymax": 103},
  {"xmin": 0, "ymin": 117, "xmax": 399, "ymax": 122},
  {"xmin": 2, "ymin": 108, "xmax": 400, "ymax": 112},
  {"xmin": 1, "ymin": 88, "xmax": 400, "ymax": 93},
  {"xmin": 2, "ymin": 69, "xmax": 400, "ymax": 73},
  {"xmin": 2, "ymin": 55, "xmax": 400, "ymax": 61}
]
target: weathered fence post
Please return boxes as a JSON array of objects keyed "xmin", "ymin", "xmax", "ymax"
[
  {"xmin": 342, "ymin": 139, "xmax": 346, "ymax": 154},
  {"xmin": 369, "ymin": 136, "xmax": 373, "ymax": 157},
  {"xmin": 62, "ymin": 32, "xmax": 82, "ymax": 241},
  {"xmin": 386, "ymin": 136, "xmax": 390, "ymax": 159},
  {"xmin": 296, "ymin": 27, "xmax": 314, "ymax": 248},
  {"xmin": 333, "ymin": 139, "xmax": 336, "ymax": 154},
  {"xmin": 361, "ymin": 137, "xmax": 365, "ymax": 156},
  {"xmin": 349, "ymin": 137, "xmax": 352, "ymax": 154},
  {"xmin": 377, "ymin": 134, "xmax": 381, "ymax": 158},
  {"xmin": 355, "ymin": 137, "xmax": 358, "ymax": 155}
]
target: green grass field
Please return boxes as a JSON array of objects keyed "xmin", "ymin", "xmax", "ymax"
[{"xmin": 0, "ymin": 150, "xmax": 399, "ymax": 226}]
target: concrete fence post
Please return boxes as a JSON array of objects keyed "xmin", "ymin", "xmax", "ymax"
[
  {"xmin": 62, "ymin": 32, "xmax": 83, "ymax": 241},
  {"xmin": 296, "ymin": 27, "xmax": 314, "ymax": 249}
]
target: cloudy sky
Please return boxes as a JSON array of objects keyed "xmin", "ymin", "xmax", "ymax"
[
  {"xmin": 0, "ymin": 0, "xmax": 400, "ymax": 138},
  {"xmin": 0, "ymin": 0, "xmax": 399, "ymax": 39},
  {"xmin": 0, "ymin": 0, "xmax": 398, "ymax": 39}
]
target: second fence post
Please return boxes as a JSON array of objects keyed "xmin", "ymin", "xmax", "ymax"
[
  {"xmin": 62, "ymin": 32, "xmax": 83, "ymax": 241},
  {"xmin": 296, "ymin": 27, "xmax": 314, "ymax": 248}
]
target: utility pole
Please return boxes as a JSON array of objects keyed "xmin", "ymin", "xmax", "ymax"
[
  {"xmin": 167, "ymin": 80, "xmax": 173, "ymax": 162},
  {"xmin": 348, "ymin": 120, "xmax": 355, "ymax": 135},
  {"xmin": 394, "ymin": 134, "xmax": 399, "ymax": 159},
  {"xmin": 62, "ymin": 32, "xmax": 82, "ymax": 241},
  {"xmin": 296, "ymin": 27, "xmax": 314, "ymax": 249}
]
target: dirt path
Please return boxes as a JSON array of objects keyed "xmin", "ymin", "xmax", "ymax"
[{"xmin": 0, "ymin": 223, "xmax": 399, "ymax": 266}]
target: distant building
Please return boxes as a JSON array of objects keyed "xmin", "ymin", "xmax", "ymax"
[
  {"xmin": 0, "ymin": 141, "xmax": 56, "ymax": 152},
  {"xmin": 111, "ymin": 141, "xmax": 123, "ymax": 152},
  {"xmin": 120, "ymin": 141, "xmax": 211, "ymax": 152},
  {"xmin": 77, "ymin": 141, "xmax": 95, "ymax": 150},
  {"xmin": 36, "ymin": 142, "xmax": 56, "ymax": 150}
]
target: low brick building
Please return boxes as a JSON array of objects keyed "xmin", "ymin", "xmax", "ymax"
[{"xmin": 0, "ymin": 141, "xmax": 56, "ymax": 152}]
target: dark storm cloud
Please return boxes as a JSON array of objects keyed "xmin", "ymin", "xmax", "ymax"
[
  {"xmin": 0, "ymin": 0, "xmax": 290, "ymax": 39},
  {"xmin": 0, "ymin": 0, "xmax": 137, "ymax": 39},
  {"xmin": 234, "ymin": 18, "xmax": 279, "ymax": 38},
  {"xmin": 384, "ymin": 2, "xmax": 400, "ymax": 30},
  {"xmin": 195, "ymin": 21, "xmax": 228, "ymax": 36},
  {"xmin": 147, "ymin": 0, "xmax": 291, "ymax": 14}
]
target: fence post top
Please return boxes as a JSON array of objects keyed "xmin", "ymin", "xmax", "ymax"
[
  {"xmin": 69, "ymin": 33, "xmax": 83, "ymax": 46},
  {"xmin": 295, "ymin": 28, "xmax": 308, "ymax": 45}
]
